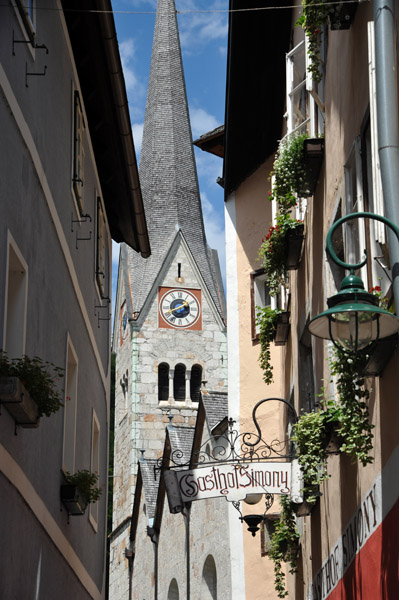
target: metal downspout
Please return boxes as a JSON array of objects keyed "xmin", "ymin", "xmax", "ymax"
[{"xmin": 374, "ymin": 0, "xmax": 399, "ymax": 312}]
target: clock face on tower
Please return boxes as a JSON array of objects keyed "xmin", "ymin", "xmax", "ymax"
[{"xmin": 159, "ymin": 287, "xmax": 201, "ymax": 330}]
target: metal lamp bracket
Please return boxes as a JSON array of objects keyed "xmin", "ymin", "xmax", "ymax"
[{"xmin": 13, "ymin": 31, "xmax": 49, "ymax": 56}]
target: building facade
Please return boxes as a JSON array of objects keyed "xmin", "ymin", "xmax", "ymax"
[
  {"xmin": 223, "ymin": 0, "xmax": 399, "ymax": 599},
  {"xmin": 109, "ymin": 1, "xmax": 228, "ymax": 598},
  {"xmin": 0, "ymin": 2, "xmax": 149, "ymax": 598}
]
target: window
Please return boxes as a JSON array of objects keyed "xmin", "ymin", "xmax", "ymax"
[
  {"xmin": 173, "ymin": 364, "xmax": 186, "ymax": 401},
  {"xmin": 89, "ymin": 411, "xmax": 100, "ymax": 530},
  {"xmin": 73, "ymin": 91, "xmax": 85, "ymax": 215},
  {"xmin": 158, "ymin": 363, "xmax": 169, "ymax": 402},
  {"xmin": 344, "ymin": 138, "xmax": 366, "ymax": 273},
  {"xmin": 298, "ymin": 326, "xmax": 315, "ymax": 413},
  {"xmin": 286, "ymin": 40, "xmax": 309, "ymax": 134},
  {"xmin": 250, "ymin": 270, "xmax": 271, "ymax": 339},
  {"xmin": 62, "ymin": 338, "xmax": 78, "ymax": 474},
  {"xmin": 96, "ymin": 198, "xmax": 107, "ymax": 298},
  {"xmin": 14, "ymin": 0, "xmax": 36, "ymax": 43},
  {"xmin": 167, "ymin": 579, "xmax": 179, "ymax": 600},
  {"xmin": 200, "ymin": 555, "xmax": 217, "ymax": 600},
  {"xmin": 3, "ymin": 235, "xmax": 28, "ymax": 358},
  {"xmin": 286, "ymin": 36, "xmax": 325, "ymax": 138},
  {"xmin": 190, "ymin": 365, "xmax": 202, "ymax": 402}
]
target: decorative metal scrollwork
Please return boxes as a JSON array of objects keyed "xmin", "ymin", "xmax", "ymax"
[{"xmin": 156, "ymin": 397, "xmax": 298, "ymax": 473}]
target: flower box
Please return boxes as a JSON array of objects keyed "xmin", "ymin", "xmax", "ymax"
[
  {"xmin": 285, "ymin": 224, "xmax": 305, "ymax": 270},
  {"xmin": 60, "ymin": 484, "xmax": 87, "ymax": 516},
  {"xmin": 329, "ymin": 0, "xmax": 358, "ymax": 30},
  {"xmin": 274, "ymin": 312, "xmax": 290, "ymax": 346},
  {"xmin": 292, "ymin": 498, "xmax": 317, "ymax": 518},
  {"xmin": 0, "ymin": 376, "xmax": 39, "ymax": 427},
  {"xmin": 298, "ymin": 138, "xmax": 325, "ymax": 196},
  {"xmin": 324, "ymin": 427, "xmax": 343, "ymax": 455},
  {"xmin": 361, "ymin": 334, "xmax": 399, "ymax": 377}
]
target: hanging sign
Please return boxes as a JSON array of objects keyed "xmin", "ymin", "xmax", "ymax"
[{"xmin": 175, "ymin": 462, "xmax": 291, "ymax": 503}]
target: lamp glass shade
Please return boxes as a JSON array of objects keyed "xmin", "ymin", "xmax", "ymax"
[
  {"xmin": 334, "ymin": 310, "xmax": 376, "ymax": 350},
  {"xmin": 243, "ymin": 493, "xmax": 263, "ymax": 505},
  {"xmin": 308, "ymin": 302, "xmax": 399, "ymax": 351}
]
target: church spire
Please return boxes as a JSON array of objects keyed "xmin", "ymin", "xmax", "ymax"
[{"xmin": 126, "ymin": 0, "xmax": 225, "ymax": 320}]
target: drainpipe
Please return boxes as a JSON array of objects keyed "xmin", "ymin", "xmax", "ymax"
[
  {"xmin": 182, "ymin": 504, "xmax": 191, "ymax": 600},
  {"xmin": 374, "ymin": 0, "xmax": 399, "ymax": 312},
  {"xmin": 147, "ymin": 527, "xmax": 159, "ymax": 600}
]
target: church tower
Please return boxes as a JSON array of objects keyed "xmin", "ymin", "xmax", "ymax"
[{"xmin": 109, "ymin": 0, "xmax": 227, "ymax": 594}]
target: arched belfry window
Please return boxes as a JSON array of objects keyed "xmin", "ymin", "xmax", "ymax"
[
  {"xmin": 174, "ymin": 363, "xmax": 186, "ymax": 401},
  {"xmin": 158, "ymin": 363, "xmax": 169, "ymax": 402},
  {"xmin": 200, "ymin": 555, "xmax": 217, "ymax": 599},
  {"xmin": 190, "ymin": 364, "xmax": 202, "ymax": 402},
  {"xmin": 167, "ymin": 579, "xmax": 179, "ymax": 600}
]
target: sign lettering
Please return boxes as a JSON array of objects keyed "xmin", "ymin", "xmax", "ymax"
[{"xmin": 176, "ymin": 462, "xmax": 291, "ymax": 502}]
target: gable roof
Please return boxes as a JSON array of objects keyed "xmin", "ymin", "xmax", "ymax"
[
  {"xmin": 125, "ymin": 0, "xmax": 225, "ymax": 320},
  {"xmin": 202, "ymin": 391, "xmax": 228, "ymax": 433}
]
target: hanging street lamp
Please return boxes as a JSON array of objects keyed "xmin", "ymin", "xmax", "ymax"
[{"xmin": 308, "ymin": 212, "xmax": 399, "ymax": 352}]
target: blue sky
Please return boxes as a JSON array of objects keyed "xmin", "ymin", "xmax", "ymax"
[{"xmin": 111, "ymin": 0, "xmax": 228, "ymax": 307}]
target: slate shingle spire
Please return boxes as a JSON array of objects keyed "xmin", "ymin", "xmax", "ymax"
[{"xmin": 126, "ymin": 0, "xmax": 225, "ymax": 320}]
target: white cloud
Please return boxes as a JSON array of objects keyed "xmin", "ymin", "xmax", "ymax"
[
  {"xmin": 190, "ymin": 107, "xmax": 219, "ymax": 139},
  {"xmin": 119, "ymin": 37, "xmax": 146, "ymax": 101},
  {"xmin": 132, "ymin": 122, "xmax": 144, "ymax": 156},
  {"xmin": 194, "ymin": 148, "xmax": 223, "ymax": 188},
  {"xmin": 201, "ymin": 192, "xmax": 225, "ymax": 285},
  {"xmin": 177, "ymin": 1, "xmax": 228, "ymax": 52}
]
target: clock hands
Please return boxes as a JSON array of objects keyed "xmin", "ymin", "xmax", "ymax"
[{"xmin": 165, "ymin": 300, "xmax": 189, "ymax": 315}]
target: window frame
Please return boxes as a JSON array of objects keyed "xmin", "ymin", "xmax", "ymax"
[
  {"xmin": 96, "ymin": 197, "xmax": 107, "ymax": 299},
  {"xmin": 3, "ymin": 232, "xmax": 28, "ymax": 358},
  {"xmin": 62, "ymin": 336, "xmax": 78, "ymax": 475},
  {"xmin": 14, "ymin": 0, "xmax": 36, "ymax": 46},
  {"xmin": 89, "ymin": 410, "xmax": 100, "ymax": 531},
  {"xmin": 72, "ymin": 90, "xmax": 86, "ymax": 216}
]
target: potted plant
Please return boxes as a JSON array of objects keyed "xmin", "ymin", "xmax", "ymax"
[
  {"xmin": 296, "ymin": 1, "xmax": 357, "ymax": 82},
  {"xmin": 61, "ymin": 470, "xmax": 102, "ymax": 516},
  {"xmin": 0, "ymin": 353, "xmax": 64, "ymax": 427},
  {"xmin": 274, "ymin": 311, "xmax": 291, "ymax": 346},
  {"xmin": 329, "ymin": 348, "xmax": 374, "ymax": 466},
  {"xmin": 292, "ymin": 399, "xmax": 340, "ymax": 505},
  {"xmin": 255, "ymin": 306, "xmax": 288, "ymax": 384},
  {"xmin": 258, "ymin": 213, "xmax": 304, "ymax": 296},
  {"xmin": 329, "ymin": 0, "xmax": 358, "ymax": 30},
  {"xmin": 292, "ymin": 348, "xmax": 374, "ymax": 505},
  {"xmin": 268, "ymin": 495, "xmax": 300, "ymax": 598},
  {"xmin": 296, "ymin": 1, "xmax": 330, "ymax": 83},
  {"xmin": 269, "ymin": 132, "xmax": 324, "ymax": 205},
  {"xmin": 285, "ymin": 224, "xmax": 305, "ymax": 270}
]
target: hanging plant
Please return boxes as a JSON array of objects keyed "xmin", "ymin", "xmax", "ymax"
[
  {"xmin": 292, "ymin": 398, "xmax": 340, "ymax": 504},
  {"xmin": 64, "ymin": 470, "xmax": 102, "ymax": 505},
  {"xmin": 255, "ymin": 306, "xmax": 282, "ymax": 384},
  {"xmin": 268, "ymin": 495, "xmax": 300, "ymax": 598},
  {"xmin": 296, "ymin": 0, "xmax": 330, "ymax": 83},
  {"xmin": 329, "ymin": 348, "xmax": 374, "ymax": 465},
  {"xmin": 292, "ymin": 348, "xmax": 374, "ymax": 504},
  {"xmin": 269, "ymin": 133, "xmax": 310, "ymax": 210},
  {"xmin": 258, "ymin": 213, "xmax": 304, "ymax": 296},
  {"xmin": 0, "ymin": 352, "xmax": 64, "ymax": 417}
]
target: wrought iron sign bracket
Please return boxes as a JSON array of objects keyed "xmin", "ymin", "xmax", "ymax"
[
  {"xmin": 155, "ymin": 397, "xmax": 298, "ymax": 475},
  {"xmin": 25, "ymin": 62, "xmax": 47, "ymax": 88}
]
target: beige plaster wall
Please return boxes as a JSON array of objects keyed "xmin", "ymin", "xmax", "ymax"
[
  {"xmin": 285, "ymin": 2, "xmax": 399, "ymax": 597},
  {"xmin": 233, "ymin": 157, "xmax": 290, "ymax": 600}
]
